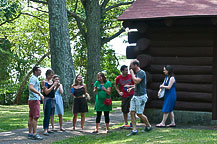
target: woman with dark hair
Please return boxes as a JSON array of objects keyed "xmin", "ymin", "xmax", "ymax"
[
  {"xmin": 92, "ymin": 72, "xmax": 112, "ymax": 133},
  {"xmin": 71, "ymin": 74, "xmax": 90, "ymax": 130},
  {"xmin": 50, "ymin": 75, "xmax": 65, "ymax": 131},
  {"xmin": 156, "ymin": 65, "xmax": 176, "ymax": 127},
  {"xmin": 42, "ymin": 69, "xmax": 59, "ymax": 135}
]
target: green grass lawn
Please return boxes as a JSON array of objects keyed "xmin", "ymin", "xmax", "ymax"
[
  {"xmin": 53, "ymin": 128, "xmax": 217, "ymax": 144},
  {"xmin": 0, "ymin": 101, "xmax": 121, "ymax": 132}
]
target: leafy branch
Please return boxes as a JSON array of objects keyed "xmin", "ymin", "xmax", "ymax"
[
  {"xmin": 102, "ymin": 27, "xmax": 125, "ymax": 45},
  {"xmin": 0, "ymin": 13, "xmax": 22, "ymax": 26}
]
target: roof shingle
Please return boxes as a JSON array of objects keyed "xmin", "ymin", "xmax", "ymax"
[{"xmin": 118, "ymin": 0, "xmax": 217, "ymax": 20}]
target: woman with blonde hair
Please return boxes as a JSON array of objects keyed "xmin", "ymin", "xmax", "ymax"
[{"xmin": 71, "ymin": 74, "xmax": 90, "ymax": 130}]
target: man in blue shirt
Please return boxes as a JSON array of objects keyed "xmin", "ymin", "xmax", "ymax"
[
  {"xmin": 28, "ymin": 66, "xmax": 44, "ymax": 140},
  {"xmin": 127, "ymin": 59, "xmax": 152, "ymax": 136}
]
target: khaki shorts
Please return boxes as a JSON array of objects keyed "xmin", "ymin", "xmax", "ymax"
[{"xmin": 130, "ymin": 94, "xmax": 148, "ymax": 114}]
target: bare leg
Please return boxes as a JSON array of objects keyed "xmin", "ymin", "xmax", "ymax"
[
  {"xmin": 105, "ymin": 123, "xmax": 109, "ymax": 132},
  {"xmin": 81, "ymin": 113, "xmax": 85, "ymax": 130},
  {"xmin": 123, "ymin": 113, "xmax": 128, "ymax": 125},
  {"xmin": 50, "ymin": 115, "xmax": 54, "ymax": 129},
  {"xmin": 137, "ymin": 114, "xmax": 151, "ymax": 127},
  {"xmin": 58, "ymin": 114, "xmax": 64, "ymax": 130},
  {"xmin": 130, "ymin": 111, "xmax": 137, "ymax": 131},
  {"xmin": 96, "ymin": 123, "xmax": 100, "ymax": 131},
  {"xmin": 73, "ymin": 113, "xmax": 78, "ymax": 130},
  {"xmin": 32, "ymin": 118, "xmax": 38, "ymax": 135},
  {"xmin": 28, "ymin": 117, "xmax": 33, "ymax": 134},
  {"xmin": 169, "ymin": 112, "xmax": 175, "ymax": 125},
  {"xmin": 161, "ymin": 113, "xmax": 169, "ymax": 125}
]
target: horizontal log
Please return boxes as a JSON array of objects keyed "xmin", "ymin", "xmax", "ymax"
[
  {"xmin": 136, "ymin": 54, "xmax": 152, "ymax": 68},
  {"xmin": 150, "ymin": 82, "xmax": 213, "ymax": 93},
  {"xmin": 151, "ymin": 40, "xmax": 213, "ymax": 47},
  {"xmin": 151, "ymin": 57, "xmax": 213, "ymax": 66},
  {"xmin": 146, "ymin": 100, "xmax": 212, "ymax": 112},
  {"xmin": 136, "ymin": 38, "xmax": 151, "ymax": 51},
  {"xmin": 150, "ymin": 65, "xmax": 213, "ymax": 74},
  {"xmin": 147, "ymin": 47, "xmax": 213, "ymax": 57},
  {"xmin": 147, "ymin": 89, "xmax": 212, "ymax": 102},
  {"xmin": 128, "ymin": 31, "xmax": 214, "ymax": 44},
  {"xmin": 128, "ymin": 32, "xmax": 148, "ymax": 44},
  {"xmin": 126, "ymin": 46, "xmax": 143, "ymax": 59},
  {"xmin": 151, "ymin": 74, "xmax": 213, "ymax": 83}
]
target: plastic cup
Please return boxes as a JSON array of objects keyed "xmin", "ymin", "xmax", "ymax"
[
  {"xmin": 124, "ymin": 86, "xmax": 128, "ymax": 92},
  {"xmin": 100, "ymin": 85, "xmax": 104, "ymax": 90},
  {"xmin": 71, "ymin": 88, "xmax": 74, "ymax": 93},
  {"xmin": 44, "ymin": 82, "xmax": 48, "ymax": 87}
]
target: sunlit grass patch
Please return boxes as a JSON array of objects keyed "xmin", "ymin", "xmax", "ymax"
[
  {"xmin": 54, "ymin": 128, "xmax": 217, "ymax": 144},
  {"xmin": 0, "ymin": 101, "xmax": 121, "ymax": 132}
]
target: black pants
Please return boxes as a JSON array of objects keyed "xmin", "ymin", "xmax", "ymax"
[{"xmin": 96, "ymin": 111, "xmax": 110, "ymax": 123}]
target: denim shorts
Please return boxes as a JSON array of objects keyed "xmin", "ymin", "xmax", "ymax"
[{"xmin": 130, "ymin": 94, "xmax": 148, "ymax": 114}]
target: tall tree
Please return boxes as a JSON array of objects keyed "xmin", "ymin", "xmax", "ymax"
[
  {"xmin": 48, "ymin": 0, "xmax": 75, "ymax": 107},
  {"xmin": 68, "ymin": 0, "xmax": 134, "ymax": 99}
]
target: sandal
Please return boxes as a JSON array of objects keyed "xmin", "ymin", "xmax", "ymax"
[
  {"xmin": 166, "ymin": 124, "xmax": 176, "ymax": 127},
  {"xmin": 156, "ymin": 123, "xmax": 166, "ymax": 128}
]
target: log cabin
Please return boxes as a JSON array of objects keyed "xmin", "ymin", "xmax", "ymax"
[{"xmin": 118, "ymin": 0, "xmax": 217, "ymax": 120}]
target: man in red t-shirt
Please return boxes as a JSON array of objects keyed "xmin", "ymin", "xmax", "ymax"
[{"xmin": 115, "ymin": 65, "xmax": 134, "ymax": 128}]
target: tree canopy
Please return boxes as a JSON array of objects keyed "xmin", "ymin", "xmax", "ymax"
[{"xmin": 0, "ymin": 0, "xmax": 133, "ymax": 105}]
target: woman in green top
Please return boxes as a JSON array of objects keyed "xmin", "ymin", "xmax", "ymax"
[{"xmin": 92, "ymin": 72, "xmax": 112, "ymax": 133}]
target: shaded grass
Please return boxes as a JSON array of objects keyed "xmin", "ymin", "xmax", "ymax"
[
  {"xmin": 53, "ymin": 127, "xmax": 217, "ymax": 144},
  {"xmin": 0, "ymin": 101, "xmax": 121, "ymax": 132}
]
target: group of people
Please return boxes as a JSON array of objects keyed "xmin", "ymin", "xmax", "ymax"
[{"xmin": 27, "ymin": 59, "xmax": 177, "ymax": 140}]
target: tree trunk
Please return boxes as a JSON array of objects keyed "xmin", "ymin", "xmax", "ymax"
[
  {"xmin": 83, "ymin": 0, "xmax": 101, "ymax": 102},
  {"xmin": 48, "ymin": 0, "xmax": 75, "ymax": 108}
]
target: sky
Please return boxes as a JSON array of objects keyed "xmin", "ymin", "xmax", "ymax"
[{"xmin": 109, "ymin": 35, "xmax": 132, "ymax": 69}]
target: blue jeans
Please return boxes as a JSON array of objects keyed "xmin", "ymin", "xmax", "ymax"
[{"xmin": 43, "ymin": 99, "xmax": 52, "ymax": 129}]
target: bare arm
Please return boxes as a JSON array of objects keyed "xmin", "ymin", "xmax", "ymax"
[
  {"xmin": 115, "ymin": 84, "xmax": 123, "ymax": 96},
  {"xmin": 160, "ymin": 77, "xmax": 175, "ymax": 90},
  {"xmin": 84, "ymin": 85, "xmax": 90, "ymax": 100},
  {"xmin": 102, "ymin": 86, "xmax": 111, "ymax": 95},
  {"xmin": 130, "ymin": 69, "xmax": 142, "ymax": 84},
  {"xmin": 42, "ymin": 80, "xmax": 57, "ymax": 95},
  {"xmin": 93, "ymin": 86, "xmax": 98, "ymax": 93},
  {"xmin": 59, "ymin": 84, "xmax": 64, "ymax": 94},
  {"xmin": 29, "ymin": 84, "xmax": 44, "ymax": 100}
]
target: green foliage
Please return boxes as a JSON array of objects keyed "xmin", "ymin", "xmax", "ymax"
[
  {"xmin": 0, "ymin": 1, "xmax": 50, "ymax": 104},
  {"xmin": 0, "ymin": 0, "xmax": 22, "ymax": 23},
  {"xmin": 101, "ymin": 45, "xmax": 120, "ymax": 100}
]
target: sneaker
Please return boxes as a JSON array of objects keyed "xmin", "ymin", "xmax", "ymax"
[
  {"xmin": 120, "ymin": 124, "xmax": 131, "ymax": 128},
  {"xmin": 32, "ymin": 134, "xmax": 43, "ymax": 140},
  {"xmin": 126, "ymin": 130, "xmax": 138, "ymax": 136},
  {"xmin": 144, "ymin": 125, "xmax": 152, "ymax": 132},
  {"xmin": 28, "ymin": 133, "xmax": 33, "ymax": 139}
]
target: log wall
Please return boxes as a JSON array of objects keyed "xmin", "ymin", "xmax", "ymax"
[{"xmin": 126, "ymin": 24, "xmax": 216, "ymax": 114}]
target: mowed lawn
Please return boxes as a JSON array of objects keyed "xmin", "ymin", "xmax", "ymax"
[
  {"xmin": 54, "ymin": 128, "xmax": 217, "ymax": 144},
  {"xmin": 0, "ymin": 101, "xmax": 121, "ymax": 132}
]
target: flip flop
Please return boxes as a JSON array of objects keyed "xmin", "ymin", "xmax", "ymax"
[
  {"xmin": 156, "ymin": 123, "xmax": 166, "ymax": 128},
  {"xmin": 166, "ymin": 124, "xmax": 176, "ymax": 127},
  {"xmin": 92, "ymin": 130, "xmax": 98, "ymax": 133}
]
